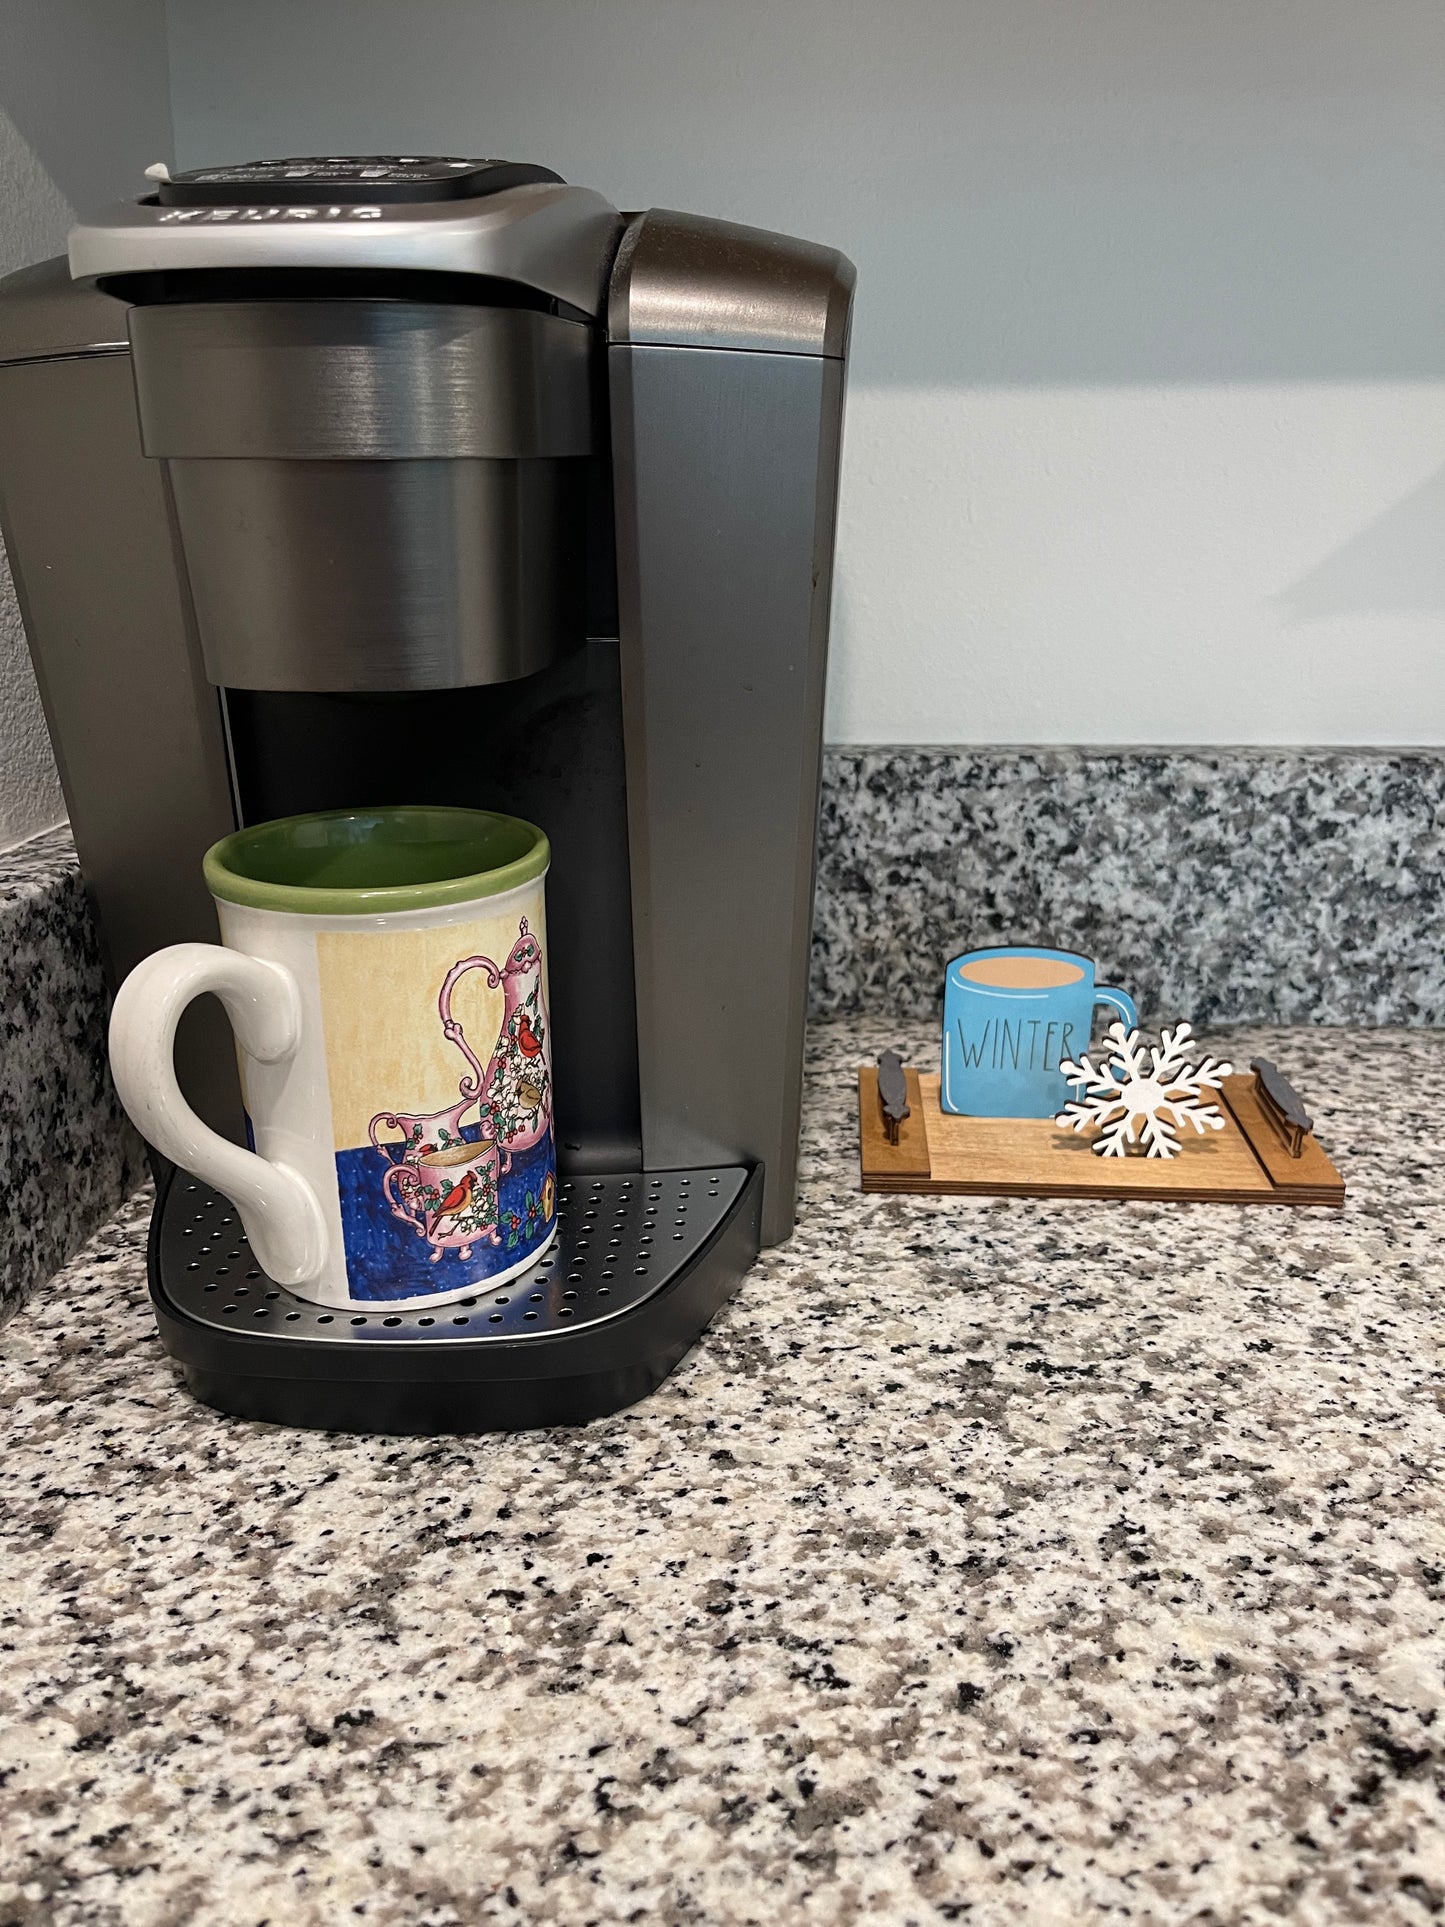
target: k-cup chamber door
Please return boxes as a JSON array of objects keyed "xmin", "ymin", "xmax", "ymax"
[{"xmin": 128, "ymin": 298, "xmax": 595, "ymax": 692}]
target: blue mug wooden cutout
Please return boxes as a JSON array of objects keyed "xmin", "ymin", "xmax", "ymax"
[{"xmin": 941, "ymin": 946, "xmax": 1138, "ymax": 1118}]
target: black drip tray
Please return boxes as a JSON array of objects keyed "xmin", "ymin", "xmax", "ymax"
[
  {"xmin": 160, "ymin": 1169, "xmax": 746, "ymax": 1342},
  {"xmin": 148, "ymin": 1163, "xmax": 762, "ymax": 1434}
]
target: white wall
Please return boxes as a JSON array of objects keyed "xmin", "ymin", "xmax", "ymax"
[
  {"xmin": 110, "ymin": 2, "xmax": 1445, "ymax": 745},
  {"xmin": 0, "ymin": 1, "xmax": 174, "ymax": 850}
]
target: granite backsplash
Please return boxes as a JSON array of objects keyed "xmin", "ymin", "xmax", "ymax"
[
  {"xmin": 3, "ymin": 745, "xmax": 1441, "ymax": 1317},
  {"xmin": 812, "ymin": 747, "xmax": 1445, "ymax": 1028}
]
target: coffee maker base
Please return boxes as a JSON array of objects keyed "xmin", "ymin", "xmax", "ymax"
[{"xmin": 147, "ymin": 1163, "xmax": 761, "ymax": 1434}]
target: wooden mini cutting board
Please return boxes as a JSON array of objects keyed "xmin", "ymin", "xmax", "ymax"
[{"xmin": 859, "ymin": 1066, "xmax": 1344, "ymax": 1206}]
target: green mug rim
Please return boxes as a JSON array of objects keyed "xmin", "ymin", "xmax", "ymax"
[{"xmin": 204, "ymin": 806, "xmax": 550, "ymax": 916}]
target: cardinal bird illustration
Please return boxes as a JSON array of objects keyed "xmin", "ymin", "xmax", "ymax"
[
  {"xmin": 515, "ymin": 1014, "xmax": 544, "ymax": 1059},
  {"xmin": 427, "ymin": 1168, "xmax": 476, "ymax": 1238}
]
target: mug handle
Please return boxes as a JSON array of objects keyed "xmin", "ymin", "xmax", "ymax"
[
  {"xmin": 108, "ymin": 943, "xmax": 329, "ymax": 1287},
  {"xmin": 1094, "ymin": 984, "xmax": 1139, "ymax": 1038}
]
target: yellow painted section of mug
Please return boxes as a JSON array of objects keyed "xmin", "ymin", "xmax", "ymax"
[{"xmin": 315, "ymin": 895, "xmax": 547, "ymax": 1152}]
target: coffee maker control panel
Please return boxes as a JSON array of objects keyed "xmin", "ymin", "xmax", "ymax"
[
  {"xmin": 70, "ymin": 161, "xmax": 623, "ymax": 318},
  {"xmin": 157, "ymin": 155, "xmax": 565, "ymax": 207}
]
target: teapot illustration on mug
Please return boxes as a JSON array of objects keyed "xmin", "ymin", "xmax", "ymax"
[{"xmin": 370, "ymin": 919, "xmax": 556, "ymax": 1263}]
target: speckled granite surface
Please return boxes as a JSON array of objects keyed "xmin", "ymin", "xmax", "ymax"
[
  {"xmin": 812, "ymin": 748, "xmax": 1445, "ymax": 1027},
  {"xmin": 0, "ymin": 827, "xmax": 144, "ymax": 1324},
  {"xmin": 3, "ymin": 1018, "xmax": 1443, "ymax": 1925}
]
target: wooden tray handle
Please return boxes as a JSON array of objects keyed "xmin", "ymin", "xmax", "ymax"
[
  {"xmin": 1249, "ymin": 1058, "xmax": 1313, "ymax": 1159},
  {"xmin": 877, "ymin": 1049, "xmax": 911, "ymax": 1146}
]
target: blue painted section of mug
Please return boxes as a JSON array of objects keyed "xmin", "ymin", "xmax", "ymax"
[
  {"xmin": 336, "ymin": 1128, "xmax": 556, "ymax": 1302},
  {"xmin": 940, "ymin": 945, "xmax": 1139, "ymax": 1117}
]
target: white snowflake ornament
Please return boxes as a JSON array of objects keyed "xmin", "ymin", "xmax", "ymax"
[{"xmin": 1055, "ymin": 1021, "xmax": 1234, "ymax": 1159}]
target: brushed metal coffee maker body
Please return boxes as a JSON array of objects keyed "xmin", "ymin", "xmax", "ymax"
[{"xmin": 0, "ymin": 155, "xmax": 853, "ymax": 1432}]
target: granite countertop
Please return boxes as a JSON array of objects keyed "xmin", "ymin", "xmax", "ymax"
[{"xmin": 3, "ymin": 1018, "xmax": 1443, "ymax": 1925}]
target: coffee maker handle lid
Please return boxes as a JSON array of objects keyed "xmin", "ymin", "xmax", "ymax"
[{"xmin": 108, "ymin": 944, "xmax": 328, "ymax": 1287}]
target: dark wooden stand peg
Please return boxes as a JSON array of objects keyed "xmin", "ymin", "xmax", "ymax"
[{"xmin": 877, "ymin": 1049, "xmax": 911, "ymax": 1146}]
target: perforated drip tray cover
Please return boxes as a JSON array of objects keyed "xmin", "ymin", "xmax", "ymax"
[{"xmin": 155, "ymin": 1169, "xmax": 748, "ymax": 1345}]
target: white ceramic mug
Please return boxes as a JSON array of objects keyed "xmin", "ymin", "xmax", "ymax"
[{"xmin": 109, "ymin": 806, "xmax": 558, "ymax": 1310}]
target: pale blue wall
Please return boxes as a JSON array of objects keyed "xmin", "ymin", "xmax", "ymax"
[{"xmin": 163, "ymin": 0, "xmax": 1445, "ymax": 747}]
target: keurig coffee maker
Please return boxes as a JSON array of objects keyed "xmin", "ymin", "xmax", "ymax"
[{"xmin": 0, "ymin": 155, "xmax": 853, "ymax": 1432}]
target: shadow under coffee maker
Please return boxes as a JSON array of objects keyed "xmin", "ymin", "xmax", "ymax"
[{"xmin": 0, "ymin": 155, "xmax": 853, "ymax": 1432}]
